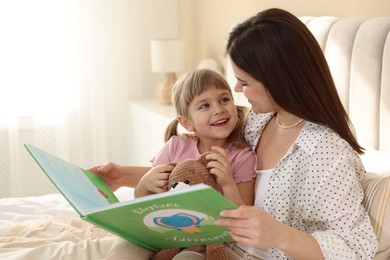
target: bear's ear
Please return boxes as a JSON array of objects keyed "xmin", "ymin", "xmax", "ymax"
[{"xmin": 198, "ymin": 152, "xmax": 212, "ymax": 167}]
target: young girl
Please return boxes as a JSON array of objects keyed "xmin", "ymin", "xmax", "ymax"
[
  {"xmin": 134, "ymin": 68, "xmax": 256, "ymax": 207},
  {"xmin": 98, "ymin": 69, "xmax": 256, "ymax": 260}
]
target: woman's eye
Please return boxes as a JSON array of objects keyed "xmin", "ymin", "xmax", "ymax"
[{"xmin": 220, "ymin": 97, "xmax": 231, "ymax": 104}]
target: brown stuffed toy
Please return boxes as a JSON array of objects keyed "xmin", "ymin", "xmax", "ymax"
[{"xmin": 151, "ymin": 152, "xmax": 229, "ymax": 260}]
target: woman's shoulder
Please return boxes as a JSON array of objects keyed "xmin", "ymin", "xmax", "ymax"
[
  {"xmin": 246, "ymin": 111, "xmax": 274, "ymax": 126},
  {"xmin": 300, "ymin": 122, "xmax": 351, "ymax": 151},
  {"xmin": 299, "ymin": 122, "xmax": 361, "ymax": 167},
  {"xmin": 245, "ymin": 111, "xmax": 274, "ymax": 149}
]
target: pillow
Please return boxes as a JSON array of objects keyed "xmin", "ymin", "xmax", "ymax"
[
  {"xmin": 360, "ymin": 148, "xmax": 390, "ymax": 176},
  {"xmin": 361, "ymin": 173, "xmax": 390, "ymax": 259}
]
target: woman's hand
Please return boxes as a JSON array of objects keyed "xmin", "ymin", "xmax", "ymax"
[
  {"xmin": 88, "ymin": 163, "xmax": 133, "ymax": 191},
  {"xmin": 215, "ymin": 206, "xmax": 284, "ymax": 249},
  {"xmin": 215, "ymin": 206, "xmax": 324, "ymax": 259},
  {"xmin": 134, "ymin": 164, "xmax": 175, "ymax": 198}
]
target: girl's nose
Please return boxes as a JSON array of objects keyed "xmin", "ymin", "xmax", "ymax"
[{"xmin": 213, "ymin": 104, "xmax": 225, "ymax": 115}]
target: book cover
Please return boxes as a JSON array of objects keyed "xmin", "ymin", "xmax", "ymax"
[{"xmin": 25, "ymin": 143, "xmax": 237, "ymax": 251}]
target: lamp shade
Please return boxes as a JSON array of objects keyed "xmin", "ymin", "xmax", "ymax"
[{"xmin": 150, "ymin": 39, "xmax": 185, "ymax": 73}]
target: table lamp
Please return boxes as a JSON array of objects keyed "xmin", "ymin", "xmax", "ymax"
[{"xmin": 150, "ymin": 39, "xmax": 185, "ymax": 105}]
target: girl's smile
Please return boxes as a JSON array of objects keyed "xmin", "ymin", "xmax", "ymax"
[{"xmin": 179, "ymin": 86, "xmax": 238, "ymax": 150}]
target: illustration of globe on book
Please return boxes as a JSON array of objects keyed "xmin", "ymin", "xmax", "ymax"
[{"xmin": 145, "ymin": 208, "xmax": 223, "ymax": 239}]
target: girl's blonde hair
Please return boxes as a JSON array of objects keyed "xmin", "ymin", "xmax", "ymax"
[{"xmin": 164, "ymin": 69, "xmax": 249, "ymax": 149}]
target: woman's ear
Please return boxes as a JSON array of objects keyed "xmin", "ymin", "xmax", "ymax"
[{"xmin": 177, "ymin": 115, "xmax": 194, "ymax": 132}]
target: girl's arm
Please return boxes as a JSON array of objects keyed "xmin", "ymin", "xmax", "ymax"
[
  {"xmin": 236, "ymin": 180, "xmax": 254, "ymax": 205},
  {"xmin": 206, "ymin": 146, "xmax": 253, "ymax": 206},
  {"xmin": 89, "ymin": 138, "xmax": 176, "ymax": 192},
  {"xmin": 134, "ymin": 164, "xmax": 174, "ymax": 198},
  {"xmin": 220, "ymin": 180, "xmax": 254, "ymax": 205}
]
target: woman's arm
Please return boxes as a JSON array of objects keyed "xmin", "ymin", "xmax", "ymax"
[
  {"xmin": 216, "ymin": 144, "xmax": 378, "ymax": 259},
  {"xmin": 89, "ymin": 163, "xmax": 150, "ymax": 191}
]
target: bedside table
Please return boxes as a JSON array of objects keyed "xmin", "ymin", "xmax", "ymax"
[{"xmin": 127, "ymin": 99, "xmax": 176, "ymax": 165}]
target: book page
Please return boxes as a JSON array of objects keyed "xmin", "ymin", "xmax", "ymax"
[{"xmin": 25, "ymin": 144, "xmax": 118, "ymax": 215}]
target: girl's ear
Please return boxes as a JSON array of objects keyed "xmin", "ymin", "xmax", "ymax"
[{"xmin": 177, "ymin": 115, "xmax": 194, "ymax": 132}]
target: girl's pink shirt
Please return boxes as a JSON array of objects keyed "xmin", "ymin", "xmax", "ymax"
[{"xmin": 150, "ymin": 135, "xmax": 256, "ymax": 183}]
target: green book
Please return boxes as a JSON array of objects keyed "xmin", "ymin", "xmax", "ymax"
[{"xmin": 24, "ymin": 143, "xmax": 237, "ymax": 251}]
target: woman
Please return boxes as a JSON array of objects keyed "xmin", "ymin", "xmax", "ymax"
[{"xmin": 214, "ymin": 8, "xmax": 378, "ymax": 260}]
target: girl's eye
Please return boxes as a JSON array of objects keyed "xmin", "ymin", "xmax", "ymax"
[
  {"xmin": 240, "ymin": 82, "xmax": 248, "ymax": 87},
  {"xmin": 199, "ymin": 103, "xmax": 209, "ymax": 110}
]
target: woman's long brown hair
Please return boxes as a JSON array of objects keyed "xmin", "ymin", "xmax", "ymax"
[{"xmin": 226, "ymin": 8, "xmax": 364, "ymax": 154}]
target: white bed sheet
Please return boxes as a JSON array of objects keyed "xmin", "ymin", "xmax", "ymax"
[{"xmin": 0, "ymin": 187, "xmax": 134, "ymax": 260}]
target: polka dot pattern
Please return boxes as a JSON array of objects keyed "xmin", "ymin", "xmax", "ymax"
[{"xmin": 245, "ymin": 111, "xmax": 378, "ymax": 259}]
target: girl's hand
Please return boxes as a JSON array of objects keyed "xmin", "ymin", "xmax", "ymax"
[
  {"xmin": 206, "ymin": 146, "xmax": 235, "ymax": 187},
  {"xmin": 206, "ymin": 146, "xmax": 252, "ymax": 206},
  {"xmin": 134, "ymin": 164, "xmax": 174, "ymax": 197}
]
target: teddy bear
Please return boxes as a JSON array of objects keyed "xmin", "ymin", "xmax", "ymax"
[{"xmin": 150, "ymin": 152, "xmax": 229, "ymax": 260}]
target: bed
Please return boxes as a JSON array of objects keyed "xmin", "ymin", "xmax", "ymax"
[
  {"xmin": 1, "ymin": 16, "xmax": 390, "ymax": 259},
  {"xmin": 0, "ymin": 187, "xmax": 135, "ymax": 259}
]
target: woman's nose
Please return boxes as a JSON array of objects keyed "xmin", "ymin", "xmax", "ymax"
[{"xmin": 234, "ymin": 83, "xmax": 242, "ymax": 92}]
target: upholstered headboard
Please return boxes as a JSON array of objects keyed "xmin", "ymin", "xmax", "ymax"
[{"xmin": 300, "ymin": 17, "xmax": 390, "ymax": 154}]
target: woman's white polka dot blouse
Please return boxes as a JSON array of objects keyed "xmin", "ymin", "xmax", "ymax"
[{"xmin": 245, "ymin": 111, "xmax": 378, "ymax": 259}]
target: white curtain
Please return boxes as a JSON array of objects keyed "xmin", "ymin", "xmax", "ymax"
[
  {"xmin": 0, "ymin": 0, "xmax": 179, "ymax": 198},
  {"xmin": 0, "ymin": 0, "xmax": 153, "ymax": 198},
  {"xmin": 0, "ymin": 0, "xmax": 180, "ymax": 198}
]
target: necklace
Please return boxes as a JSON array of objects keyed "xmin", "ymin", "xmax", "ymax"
[{"xmin": 276, "ymin": 113, "xmax": 304, "ymax": 129}]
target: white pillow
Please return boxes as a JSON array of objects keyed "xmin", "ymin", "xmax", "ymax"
[
  {"xmin": 360, "ymin": 147, "xmax": 390, "ymax": 176},
  {"xmin": 114, "ymin": 187, "xmax": 134, "ymax": 201}
]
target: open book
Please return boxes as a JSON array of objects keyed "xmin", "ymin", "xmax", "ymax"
[{"xmin": 25, "ymin": 143, "xmax": 237, "ymax": 251}]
